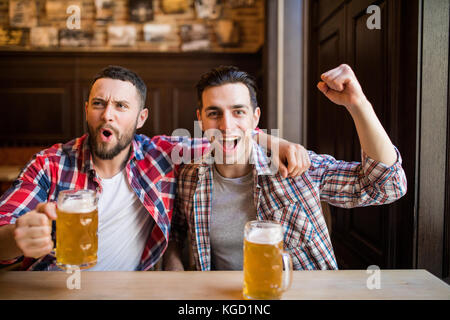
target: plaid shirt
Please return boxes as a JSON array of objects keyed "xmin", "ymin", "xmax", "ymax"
[
  {"xmin": 171, "ymin": 142, "xmax": 407, "ymax": 270},
  {"xmin": 0, "ymin": 133, "xmax": 206, "ymax": 271}
]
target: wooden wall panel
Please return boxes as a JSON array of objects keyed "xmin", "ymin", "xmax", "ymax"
[
  {"xmin": 0, "ymin": 86, "xmax": 73, "ymax": 145},
  {"xmin": 0, "ymin": 51, "xmax": 262, "ymax": 148}
]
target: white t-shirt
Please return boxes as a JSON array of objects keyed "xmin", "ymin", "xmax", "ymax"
[{"xmin": 88, "ymin": 170, "xmax": 152, "ymax": 271}]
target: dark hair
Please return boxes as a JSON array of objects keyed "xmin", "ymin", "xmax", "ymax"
[
  {"xmin": 196, "ymin": 65, "xmax": 258, "ymax": 110},
  {"xmin": 90, "ymin": 65, "xmax": 147, "ymax": 109}
]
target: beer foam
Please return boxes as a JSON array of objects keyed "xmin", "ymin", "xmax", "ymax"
[
  {"xmin": 246, "ymin": 228, "xmax": 283, "ymax": 245},
  {"xmin": 58, "ymin": 199, "xmax": 96, "ymax": 214}
]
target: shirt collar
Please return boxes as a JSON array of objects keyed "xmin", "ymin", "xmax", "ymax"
[{"xmin": 80, "ymin": 134, "xmax": 141, "ymax": 174}]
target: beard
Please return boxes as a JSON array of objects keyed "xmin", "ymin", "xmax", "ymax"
[{"xmin": 87, "ymin": 121, "xmax": 137, "ymax": 160}]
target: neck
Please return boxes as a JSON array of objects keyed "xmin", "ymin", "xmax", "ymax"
[
  {"xmin": 214, "ymin": 163, "xmax": 252, "ymax": 179},
  {"xmin": 214, "ymin": 140, "xmax": 254, "ymax": 178},
  {"xmin": 92, "ymin": 145, "xmax": 131, "ymax": 179}
]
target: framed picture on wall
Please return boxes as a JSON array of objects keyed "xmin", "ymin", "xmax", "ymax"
[
  {"xmin": 9, "ymin": 0, "xmax": 38, "ymax": 28},
  {"xmin": 143, "ymin": 24, "xmax": 172, "ymax": 42},
  {"xmin": 107, "ymin": 25, "xmax": 137, "ymax": 46},
  {"xmin": 95, "ymin": 0, "xmax": 114, "ymax": 25},
  {"xmin": 30, "ymin": 27, "xmax": 58, "ymax": 47},
  {"xmin": 180, "ymin": 23, "xmax": 210, "ymax": 51},
  {"xmin": 227, "ymin": 0, "xmax": 255, "ymax": 8},
  {"xmin": 130, "ymin": 0, "xmax": 154, "ymax": 23},
  {"xmin": 59, "ymin": 29, "xmax": 93, "ymax": 47},
  {"xmin": 0, "ymin": 27, "xmax": 27, "ymax": 46},
  {"xmin": 194, "ymin": 0, "xmax": 222, "ymax": 19},
  {"xmin": 160, "ymin": 0, "xmax": 190, "ymax": 14}
]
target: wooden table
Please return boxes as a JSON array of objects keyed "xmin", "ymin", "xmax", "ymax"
[{"xmin": 0, "ymin": 270, "xmax": 449, "ymax": 300}]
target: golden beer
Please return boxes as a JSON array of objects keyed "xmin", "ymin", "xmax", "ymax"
[
  {"xmin": 56, "ymin": 190, "xmax": 98, "ymax": 270},
  {"xmin": 243, "ymin": 221, "xmax": 292, "ymax": 300}
]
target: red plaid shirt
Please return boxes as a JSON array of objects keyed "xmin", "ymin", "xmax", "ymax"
[
  {"xmin": 171, "ymin": 142, "xmax": 407, "ymax": 270},
  {"xmin": 0, "ymin": 134, "xmax": 207, "ymax": 270}
]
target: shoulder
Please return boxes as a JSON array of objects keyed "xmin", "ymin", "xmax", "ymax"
[
  {"xmin": 133, "ymin": 134, "xmax": 152, "ymax": 150},
  {"xmin": 31, "ymin": 136, "xmax": 84, "ymax": 164},
  {"xmin": 17, "ymin": 136, "xmax": 85, "ymax": 181},
  {"xmin": 134, "ymin": 134, "xmax": 184, "ymax": 154}
]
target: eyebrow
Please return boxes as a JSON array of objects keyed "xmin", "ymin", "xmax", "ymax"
[
  {"xmin": 91, "ymin": 97, "xmax": 131, "ymax": 105},
  {"xmin": 204, "ymin": 104, "xmax": 249, "ymax": 111}
]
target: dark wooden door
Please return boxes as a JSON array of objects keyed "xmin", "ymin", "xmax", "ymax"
[{"xmin": 307, "ymin": 0, "xmax": 419, "ymax": 269}]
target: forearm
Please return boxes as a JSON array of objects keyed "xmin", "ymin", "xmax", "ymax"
[
  {"xmin": 0, "ymin": 224, "xmax": 22, "ymax": 261},
  {"xmin": 348, "ymin": 100, "xmax": 397, "ymax": 166}
]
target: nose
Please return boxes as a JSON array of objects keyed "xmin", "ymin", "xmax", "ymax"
[
  {"xmin": 101, "ymin": 101, "xmax": 114, "ymax": 122},
  {"xmin": 218, "ymin": 110, "xmax": 235, "ymax": 132}
]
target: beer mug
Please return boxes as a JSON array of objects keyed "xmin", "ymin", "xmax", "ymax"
[
  {"xmin": 56, "ymin": 190, "xmax": 98, "ymax": 270},
  {"xmin": 243, "ymin": 220, "xmax": 293, "ymax": 300}
]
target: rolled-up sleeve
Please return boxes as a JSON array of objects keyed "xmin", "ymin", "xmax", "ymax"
[{"xmin": 308, "ymin": 146, "xmax": 407, "ymax": 208}]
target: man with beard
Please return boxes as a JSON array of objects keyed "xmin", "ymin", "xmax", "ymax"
[{"xmin": 0, "ymin": 65, "xmax": 309, "ymax": 271}]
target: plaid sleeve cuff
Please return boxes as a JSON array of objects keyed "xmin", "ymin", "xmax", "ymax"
[{"xmin": 361, "ymin": 146, "xmax": 403, "ymax": 187}]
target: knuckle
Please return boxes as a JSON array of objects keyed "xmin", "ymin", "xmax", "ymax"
[
  {"xmin": 39, "ymin": 215, "xmax": 48, "ymax": 225},
  {"xmin": 17, "ymin": 214, "xmax": 28, "ymax": 224}
]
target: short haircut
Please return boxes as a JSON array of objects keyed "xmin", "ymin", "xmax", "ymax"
[
  {"xmin": 196, "ymin": 65, "xmax": 258, "ymax": 110},
  {"xmin": 90, "ymin": 65, "xmax": 147, "ymax": 109}
]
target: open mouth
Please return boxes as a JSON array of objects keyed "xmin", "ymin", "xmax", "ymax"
[
  {"xmin": 100, "ymin": 128, "xmax": 114, "ymax": 142},
  {"xmin": 220, "ymin": 136, "xmax": 241, "ymax": 152}
]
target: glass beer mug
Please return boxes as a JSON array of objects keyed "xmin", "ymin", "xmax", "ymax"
[
  {"xmin": 243, "ymin": 220, "xmax": 293, "ymax": 300},
  {"xmin": 56, "ymin": 190, "xmax": 98, "ymax": 270}
]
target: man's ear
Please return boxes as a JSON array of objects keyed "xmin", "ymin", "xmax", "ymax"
[
  {"xmin": 136, "ymin": 107, "xmax": 149, "ymax": 129},
  {"xmin": 253, "ymin": 107, "xmax": 261, "ymax": 129},
  {"xmin": 85, "ymin": 102, "xmax": 88, "ymax": 121}
]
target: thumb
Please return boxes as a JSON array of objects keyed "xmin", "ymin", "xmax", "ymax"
[
  {"xmin": 35, "ymin": 202, "xmax": 57, "ymax": 220},
  {"xmin": 277, "ymin": 160, "xmax": 289, "ymax": 178}
]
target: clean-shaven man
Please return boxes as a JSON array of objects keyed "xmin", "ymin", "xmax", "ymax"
[{"xmin": 164, "ymin": 65, "xmax": 407, "ymax": 270}]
